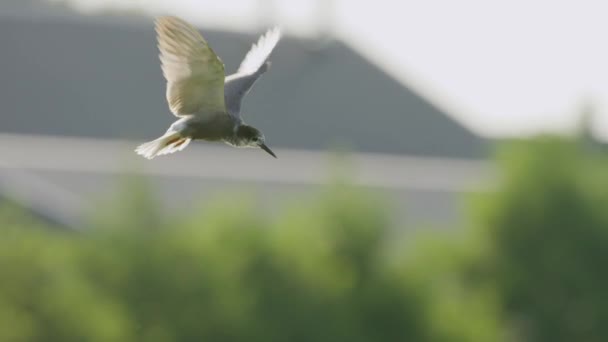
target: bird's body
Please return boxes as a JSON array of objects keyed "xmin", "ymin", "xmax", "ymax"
[
  {"xmin": 136, "ymin": 16, "xmax": 281, "ymax": 159},
  {"xmin": 170, "ymin": 114, "xmax": 236, "ymax": 142}
]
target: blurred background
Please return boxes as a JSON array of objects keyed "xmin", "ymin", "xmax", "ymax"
[{"xmin": 1, "ymin": 0, "xmax": 608, "ymax": 341}]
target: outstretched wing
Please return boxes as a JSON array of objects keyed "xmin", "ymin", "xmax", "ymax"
[
  {"xmin": 224, "ymin": 27, "xmax": 281, "ymax": 117},
  {"xmin": 237, "ymin": 27, "xmax": 281, "ymax": 75},
  {"xmin": 156, "ymin": 16, "xmax": 226, "ymax": 116}
]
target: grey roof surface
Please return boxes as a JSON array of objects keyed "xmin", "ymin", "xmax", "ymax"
[
  {"xmin": 0, "ymin": 134, "xmax": 493, "ymax": 229},
  {"xmin": 0, "ymin": 13, "xmax": 487, "ymax": 158}
]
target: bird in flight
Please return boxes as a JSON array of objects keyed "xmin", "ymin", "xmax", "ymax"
[{"xmin": 136, "ymin": 16, "xmax": 281, "ymax": 159}]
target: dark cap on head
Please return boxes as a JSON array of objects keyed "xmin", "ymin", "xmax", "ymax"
[
  {"xmin": 236, "ymin": 124, "xmax": 277, "ymax": 158},
  {"xmin": 236, "ymin": 125, "xmax": 261, "ymax": 140}
]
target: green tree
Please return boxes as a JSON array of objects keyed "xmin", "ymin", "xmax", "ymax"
[
  {"xmin": 473, "ymin": 136, "xmax": 608, "ymax": 341},
  {"xmin": 77, "ymin": 184, "xmax": 439, "ymax": 341},
  {"xmin": 0, "ymin": 202, "xmax": 132, "ymax": 342}
]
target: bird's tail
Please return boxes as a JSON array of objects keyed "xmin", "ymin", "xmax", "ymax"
[{"xmin": 135, "ymin": 131, "xmax": 192, "ymax": 159}]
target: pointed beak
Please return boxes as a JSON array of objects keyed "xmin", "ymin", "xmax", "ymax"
[{"xmin": 260, "ymin": 143, "xmax": 277, "ymax": 158}]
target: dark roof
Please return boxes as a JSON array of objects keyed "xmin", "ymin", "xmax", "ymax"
[{"xmin": 0, "ymin": 14, "xmax": 487, "ymax": 158}]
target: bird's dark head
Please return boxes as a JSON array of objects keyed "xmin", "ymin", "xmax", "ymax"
[{"xmin": 235, "ymin": 125, "xmax": 277, "ymax": 158}]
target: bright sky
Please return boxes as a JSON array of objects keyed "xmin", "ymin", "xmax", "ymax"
[{"xmin": 53, "ymin": 0, "xmax": 608, "ymax": 139}]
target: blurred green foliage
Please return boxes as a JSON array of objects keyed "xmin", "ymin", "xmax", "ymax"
[
  {"xmin": 473, "ymin": 136, "xmax": 608, "ymax": 342},
  {"xmin": 1, "ymin": 136, "xmax": 608, "ymax": 341}
]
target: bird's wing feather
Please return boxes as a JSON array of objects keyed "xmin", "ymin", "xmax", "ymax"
[
  {"xmin": 224, "ymin": 27, "xmax": 281, "ymax": 117},
  {"xmin": 237, "ymin": 27, "xmax": 281, "ymax": 75},
  {"xmin": 224, "ymin": 73, "xmax": 259, "ymax": 117},
  {"xmin": 156, "ymin": 16, "xmax": 226, "ymax": 117}
]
